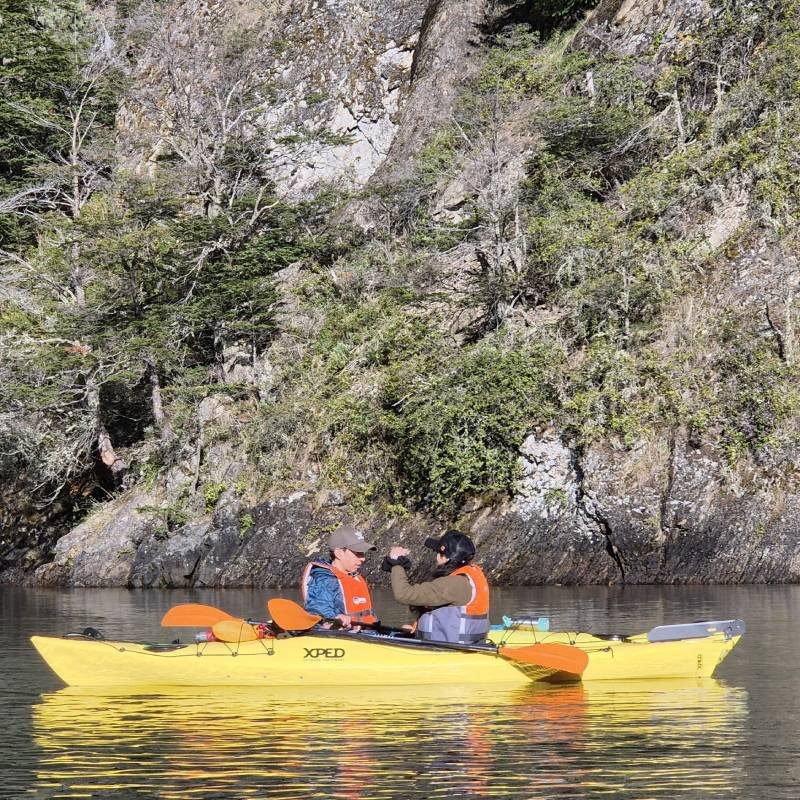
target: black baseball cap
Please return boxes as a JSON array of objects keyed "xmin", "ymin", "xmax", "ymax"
[{"xmin": 424, "ymin": 530, "xmax": 476, "ymax": 563}]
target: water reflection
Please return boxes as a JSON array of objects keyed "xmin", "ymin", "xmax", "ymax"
[{"xmin": 31, "ymin": 680, "xmax": 747, "ymax": 799}]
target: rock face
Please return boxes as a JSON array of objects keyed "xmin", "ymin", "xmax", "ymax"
[
  {"xmin": 572, "ymin": 0, "xmax": 712, "ymax": 60},
  {"xmin": 262, "ymin": 0, "xmax": 427, "ymax": 194},
  {"xmin": 119, "ymin": 0, "xmax": 496, "ymax": 198},
  {"xmin": 33, "ymin": 487, "xmax": 162, "ymax": 588},
  {"xmin": 27, "ymin": 427, "xmax": 800, "ymax": 587},
  {"xmin": 121, "ymin": 0, "xmax": 429, "ymax": 198},
  {"xmin": 7, "ymin": 0, "xmax": 799, "ymax": 588},
  {"xmin": 372, "ymin": 0, "xmax": 488, "ymax": 184}
]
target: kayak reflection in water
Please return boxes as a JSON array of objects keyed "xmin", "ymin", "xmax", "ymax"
[
  {"xmin": 382, "ymin": 530, "xmax": 491, "ymax": 644},
  {"xmin": 301, "ymin": 524, "xmax": 379, "ymax": 630}
]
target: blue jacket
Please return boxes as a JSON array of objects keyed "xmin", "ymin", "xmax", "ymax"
[{"xmin": 304, "ymin": 561, "xmax": 345, "ymax": 619}]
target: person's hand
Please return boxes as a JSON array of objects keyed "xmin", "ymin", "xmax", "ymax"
[
  {"xmin": 336, "ymin": 614, "xmax": 352, "ymax": 628},
  {"xmin": 401, "ymin": 621, "xmax": 417, "ymax": 634},
  {"xmin": 381, "ymin": 552, "xmax": 412, "ymax": 572}
]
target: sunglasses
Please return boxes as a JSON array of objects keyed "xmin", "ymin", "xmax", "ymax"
[{"xmin": 346, "ymin": 549, "xmax": 367, "ymax": 559}]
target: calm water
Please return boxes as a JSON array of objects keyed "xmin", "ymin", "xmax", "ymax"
[{"xmin": 1, "ymin": 584, "xmax": 798, "ymax": 799}]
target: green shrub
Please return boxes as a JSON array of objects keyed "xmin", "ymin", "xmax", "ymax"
[
  {"xmin": 712, "ymin": 312, "xmax": 800, "ymax": 462},
  {"xmin": 376, "ymin": 340, "xmax": 564, "ymax": 511},
  {"xmin": 203, "ymin": 483, "xmax": 227, "ymax": 512}
]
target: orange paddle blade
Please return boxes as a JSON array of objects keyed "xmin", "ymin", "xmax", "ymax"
[
  {"xmin": 267, "ymin": 598, "xmax": 321, "ymax": 631},
  {"xmin": 499, "ymin": 642, "xmax": 589, "ymax": 675},
  {"xmin": 211, "ymin": 620, "xmax": 261, "ymax": 643},
  {"xmin": 160, "ymin": 603, "xmax": 235, "ymax": 627}
]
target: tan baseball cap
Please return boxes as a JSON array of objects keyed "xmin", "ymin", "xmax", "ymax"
[{"xmin": 328, "ymin": 524, "xmax": 376, "ymax": 552}]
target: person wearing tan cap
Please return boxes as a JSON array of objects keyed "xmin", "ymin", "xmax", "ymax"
[{"xmin": 300, "ymin": 524, "xmax": 378, "ymax": 629}]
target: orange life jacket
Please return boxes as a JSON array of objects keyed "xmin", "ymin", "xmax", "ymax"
[
  {"xmin": 417, "ymin": 563, "xmax": 490, "ymax": 644},
  {"xmin": 300, "ymin": 561, "xmax": 378, "ymax": 624},
  {"xmin": 451, "ymin": 563, "xmax": 490, "ymax": 618}
]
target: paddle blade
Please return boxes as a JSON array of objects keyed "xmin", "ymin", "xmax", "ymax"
[
  {"xmin": 500, "ymin": 642, "xmax": 589, "ymax": 675},
  {"xmin": 211, "ymin": 620, "xmax": 261, "ymax": 643},
  {"xmin": 267, "ymin": 598, "xmax": 321, "ymax": 631},
  {"xmin": 160, "ymin": 603, "xmax": 235, "ymax": 627}
]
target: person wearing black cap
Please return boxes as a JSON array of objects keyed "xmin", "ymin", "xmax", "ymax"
[
  {"xmin": 382, "ymin": 530, "xmax": 490, "ymax": 644},
  {"xmin": 301, "ymin": 523, "xmax": 378, "ymax": 629}
]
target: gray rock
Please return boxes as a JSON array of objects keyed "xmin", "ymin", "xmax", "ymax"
[
  {"xmin": 573, "ymin": 0, "xmax": 712, "ymax": 63},
  {"xmin": 372, "ymin": 0, "xmax": 488, "ymax": 185},
  {"xmin": 130, "ymin": 520, "xmax": 214, "ymax": 588},
  {"xmin": 122, "ymin": 0, "xmax": 429, "ymax": 199},
  {"xmin": 33, "ymin": 488, "xmax": 161, "ymax": 587}
]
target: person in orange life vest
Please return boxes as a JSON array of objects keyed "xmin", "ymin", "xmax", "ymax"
[
  {"xmin": 381, "ymin": 530, "xmax": 490, "ymax": 644},
  {"xmin": 301, "ymin": 524, "xmax": 378, "ymax": 629}
]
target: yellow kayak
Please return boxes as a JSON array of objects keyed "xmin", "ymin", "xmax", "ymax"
[{"xmin": 31, "ymin": 618, "xmax": 743, "ymax": 688}]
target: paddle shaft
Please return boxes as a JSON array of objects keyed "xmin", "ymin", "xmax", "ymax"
[
  {"xmin": 397, "ymin": 638, "xmax": 501, "ymax": 657},
  {"xmin": 364, "ymin": 634, "xmax": 585, "ymax": 673},
  {"xmin": 319, "ymin": 618, "xmax": 407, "ymax": 636}
]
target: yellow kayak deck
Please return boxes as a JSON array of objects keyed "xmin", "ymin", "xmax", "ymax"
[
  {"xmin": 487, "ymin": 628, "xmax": 741, "ymax": 681},
  {"xmin": 31, "ymin": 622, "xmax": 741, "ymax": 688}
]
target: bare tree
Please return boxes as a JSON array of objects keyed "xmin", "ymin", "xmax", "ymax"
[
  {"xmin": 3, "ymin": 9, "xmax": 120, "ymax": 305},
  {"xmin": 125, "ymin": 8, "xmax": 277, "ymax": 219},
  {"xmin": 0, "ymin": 5, "xmax": 129, "ymax": 484}
]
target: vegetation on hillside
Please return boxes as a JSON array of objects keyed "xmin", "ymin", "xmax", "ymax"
[
  {"xmin": 1, "ymin": 0, "xmax": 798, "ymax": 549},
  {"xmin": 253, "ymin": 0, "xmax": 800, "ymax": 514}
]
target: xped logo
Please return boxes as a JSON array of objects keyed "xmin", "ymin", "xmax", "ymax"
[{"xmin": 304, "ymin": 647, "xmax": 345, "ymax": 660}]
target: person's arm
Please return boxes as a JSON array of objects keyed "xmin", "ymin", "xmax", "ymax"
[
  {"xmin": 304, "ymin": 569, "xmax": 345, "ymax": 620},
  {"xmin": 390, "ymin": 568, "xmax": 472, "ymax": 608}
]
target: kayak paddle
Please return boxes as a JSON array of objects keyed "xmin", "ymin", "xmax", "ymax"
[
  {"xmin": 267, "ymin": 598, "xmax": 588, "ymax": 675},
  {"xmin": 268, "ymin": 598, "xmax": 329, "ymax": 630},
  {"xmin": 425, "ymin": 637, "xmax": 589, "ymax": 674},
  {"xmin": 159, "ymin": 602, "xmax": 295, "ymax": 643},
  {"xmin": 211, "ymin": 619, "xmax": 265, "ymax": 642},
  {"xmin": 160, "ymin": 604, "xmax": 276, "ymax": 643},
  {"xmin": 160, "ymin": 603, "xmax": 236, "ymax": 627}
]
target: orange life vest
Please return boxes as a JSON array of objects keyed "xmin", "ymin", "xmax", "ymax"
[
  {"xmin": 451, "ymin": 563, "xmax": 490, "ymax": 618},
  {"xmin": 300, "ymin": 561, "xmax": 378, "ymax": 624},
  {"xmin": 417, "ymin": 563, "xmax": 490, "ymax": 644}
]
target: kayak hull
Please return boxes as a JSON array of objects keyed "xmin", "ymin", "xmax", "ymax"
[
  {"xmin": 30, "ymin": 634, "xmax": 541, "ymax": 688},
  {"xmin": 31, "ymin": 624, "xmax": 741, "ymax": 688}
]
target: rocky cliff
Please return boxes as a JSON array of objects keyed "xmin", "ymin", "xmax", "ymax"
[{"xmin": 3, "ymin": 0, "xmax": 799, "ymax": 586}]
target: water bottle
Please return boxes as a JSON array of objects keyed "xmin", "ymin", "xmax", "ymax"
[{"xmin": 194, "ymin": 629, "xmax": 217, "ymax": 642}]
